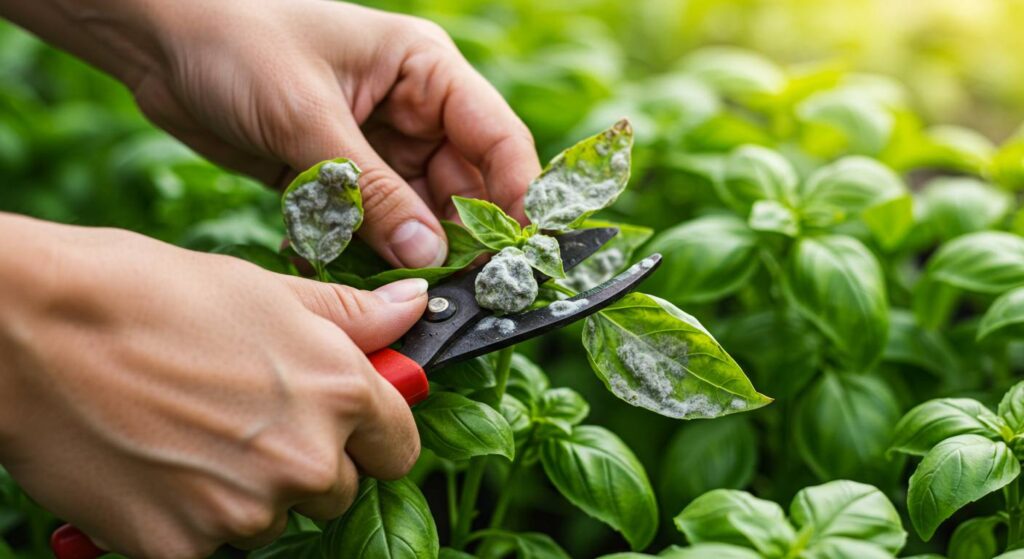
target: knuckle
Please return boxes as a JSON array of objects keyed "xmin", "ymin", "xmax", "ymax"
[
  {"xmin": 225, "ymin": 504, "xmax": 277, "ymax": 539},
  {"xmin": 293, "ymin": 454, "xmax": 340, "ymax": 495},
  {"xmin": 326, "ymin": 284, "xmax": 374, "ymax": 322},
  {"xmin": 400, "ymin": 16, "xmax": 454, "ymax": 49}
]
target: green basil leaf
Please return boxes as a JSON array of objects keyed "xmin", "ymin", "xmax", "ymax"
[
  {"xmin": 534, "ymin": 388, "xmax": 589, "ymax": 427},
  {"xmin": 717, "ymin": 145, "xmax": 798, "ymax": 213},
  {"xmin": 908, "ymin": 434, "xmax": 1021, "ymax": 541},
  {"xmin": 609, "ymin": 544, "xmax": 761, "ymax": 559},
  {"xmin": 540, "ymin": 425, "xmax": 658, "ymax": 550},
  {"xmin": 979, "ymin": 288, "xmax": 1024, "ymax": 342},
  {"xmin": 583, "ymin": 292, "xmax": 771, "ymax": 419},
  {"xmin": 862, "ymin": 194, "xmax": 913, "ymax": 251},
  {"xmin": 251, "ymin": 533, "xmax": 322, "ymax": 559},
  {"xmin": 995, "ymin": 550, "xmax": 1024, "ymax": 559},
  {"xmin": 352, "ymin": 221, "xmax": 489, "ymax": 289},
  {"xmin": 790, "ymin": 480, "xmax": 906, "ymax": 553},
  {"xmin": 0, "ymin": 539, "xmax": 12, "ymax": 559},
  {"xmin": 523, "ymin": 234, "xmax": 565, "ymax": 279},
  {"xmin": 798, "ymin": 92, "xmax": 893, "ymax": 155},
  {"xmin": 883, "ymin": 310, "xmax": 959, "ymax": 380},
  {"xmin": 443, "ymin": 220, "xmax": 488, "ymax": 263},
  {"xmin": 681, "ymin": 46, "xmax": 786, "ymax": 99},
  {"xmin": 923, "ymin": 231, "xmax": 1024, "ymax": 295},
  {"xmin": 786, "ymin": 235, "xmax": 889, "ymax": 369},
  {"xmin": 439, "ymin": 548, "xmax": 476, "ymax": 559},
  {"xmin": 322, "ymin": 477, "xmax": 438, "ymax": 559},
  {"xmin": 452, "ymin": 196, "xmax": 522, "ymax": 251},
  {"xmin": 214, "ymin": 244, "xmax": 298, "ymax": 275},
  {"xmin": 414, "ymin": 392, "xmax": 514, "ymax": 461},
  {"xmin": 794, "ymin": 373, "xmax": 900, "ymax": 482},
  {"xmin": 912, "ymin": 278, "xmax": 961, "ymax": 331},
  {"xmin": 431, "ymin": 356, "xmax": 497, "ymax": 390},
  {"xmin": 999, "ymin": 381, "xmax": 1024, "ymax": 433},
  {"xmin": 506, "ymin": 354, "xmax": 550, "ymax": 406},
  {"xmin": 509, "ymin": 532, "xmax": 572, "ymax": 559},
  {"xmin": 659, "ymin": 416, "xmax": 757, "ymax": 510},
  {"xmin": 475, "ymin": 247, "xmax": 539, "ymax": 313},
  {"xmin": 674, "ymin": 489, "xmax": 796, "ymax": 557},
  {"xmin": 799, "ymin": 538, "xmax": 895, "ymax": 559},
  {"xmin": 748, "ymin": 199, "xmax": 799, "ymax": 237},
  {"xmin": 560, "ymin": 220, "xmax": 653, "ymax": 291},
  {"xmin": 890, "ymin": 399, "xmax": 1003, "ymax": 456},
  {"xmin": 500, "ymin": 393, "xmax": 532, "ymax": 437},
  {"xmin": 798, "ymin": 156, "xmax": 907, "ymax": 227},
  {"xmin": 948, "ymin": 515, "xmax": 1004, "ymax": 559},
  {"xmin": 919, "ymin": 178, "xmax": 1012, "ymax": 242},
  {"xmin": 525, "ymin": 119, "xmax": 633, "ymax": 231},
  {"xmin": 643, "ymin": 215, "xmax": 759, "ymax": 305},
  {"xmin": 282, "ymin": 159, "xmax": 364, "ymax": 267},
  {"xmin": 717, "ymin": 310, "xmax": 823, "ymax": 400}
]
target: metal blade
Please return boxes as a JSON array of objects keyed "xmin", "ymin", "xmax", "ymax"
[
  {"xmin": 429, "ymin": 253, "xmax": 662, "ymax": 369},
  {"xmin": 396, "ymin": 227, "xmax": 620, "ymax": 367}
]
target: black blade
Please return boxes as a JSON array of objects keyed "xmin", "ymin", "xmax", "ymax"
[
  {"xmin": 397, "ymin": 227, "xmax": 620, "ymax": 367},
  {"xmin": 429, "ymin": 253, "xmax": 662, "ymax": 369}
]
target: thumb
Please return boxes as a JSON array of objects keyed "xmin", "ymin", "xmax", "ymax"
[
  {"xmin": 280, "ymin": 109, "xmax": 448, "ymax": 269},
  {"xmin": 287, "ymin": 277, "xmax": 429, "ymax": 352}
]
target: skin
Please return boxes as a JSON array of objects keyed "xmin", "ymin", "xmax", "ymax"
[{"xmin": 0, "ymin": 0, "xmax": 540, "ymax": 557}]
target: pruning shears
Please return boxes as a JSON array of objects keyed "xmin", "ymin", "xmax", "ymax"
[{"xmin": 51, "ymin": 227, "xmax": 661, "ymax": 559}]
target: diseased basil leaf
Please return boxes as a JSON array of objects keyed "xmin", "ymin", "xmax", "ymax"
[
  {"xmin": 979, "ymin": 288, "xmax": 1024, "ymax": 342},
  {"xmin": 643, "ymin": 215, "xmax": 759, "ymax": 305},
  {"xmin": 790, "ymin": 480, "xmax": 906, "ymax": 554},
  {"xmin": 999, "ymin": 381, "xmax": 1024, "ymax": 434},
  {"xmin": 786, "ymin": 235, "xmax": 889, "ymax": 369},
  {"xmin": 908, "ymin": 434, "xmax": 1021, "ymax": 541},
  {"xmin": 523, "ymin": 234, "xmax": 565, "ymax": 279},
  {"xmin": 475, "ymin": 247, "xmax": 539, "ymax": 313},
  {"xmin": 674, "ymin": 489, "xmax": 796, "ymax": 557},
  {"xmin": 947, "ymin": 515, "xmax": 1004, "ymax": 559},
  {"xmin": 583, "ymin": 292, "xmax": 770, "ymax": 419},
  {"xmin": 251, "ymin": 533, "xmax": 322, "ymax": 559},
  {"xmin": 452, "ymin": 196, "xmax": 522, "ymax": 251},
  {"xmin": 717, "ymin": 145, "xmax": 797, "ymax": 213},
  {"xmin": 794, "ymin": 373, "xmax": 900, "ymax": 482},
  {"xmin": 890, "ymin": 398, "xmax": 1003, "ymax": 457},
  {"xmin": 414, "ymin": 392, "xmax": 514, "ymax": 461},
  {"xmin": 918, "ymin": 177, "xmax": 1012, "ymax": 242},
  {"xmin": 798, "ymin": 156, "xmax": 907, "ymax": 228},
  {"xmin": 658, "ymin": 416, "xmax": 757, "ymax": 510},
  {"xmin": 748, "ymin": 199, "xmax": 799, "ymax": 237},
  {"xmin": 923, "ymin": 231, "xmax": 1024, "ymax": 295},
  {"xmin": 540, "ymin": 425, "xmax": 658, "ymax": 550},
  {"xmin": 322, "ymin": 478, "xmax": 438, "ymax": 559},
  {"xmin": 560, "ymin": 220, "xmax": 653, "ymax": 291},
  {"xmin": 525, "ymin": 119, "xmax": 633, "ymax": 231},
  {"xmin": 282, "ymin": 159, "xmax": 363, "ymax": 267}
]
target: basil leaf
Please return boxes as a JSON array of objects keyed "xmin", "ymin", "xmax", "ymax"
[
  {"xmin": 583, "ymin": 292, "xmax": 771, "ymax": 419},
  {"xmin": 999, "ymin": 381, "xmax": 1024, "ymax": 434},
  {"xmin": 525, "ymin": 119, "xmax": 633, "ymax": 231},
  {"xmin": 251, "ymin": 533, "xmax": 322, "ymax": 559},
  {"xmin": 603, "ymin": 544, "xmax": 761, "ymax": 559},
  {"xmin": 452, "ymin": 196, "xmax": 522, "ymax": 251},
  {"xmin": 681, "ymin": 46, "xmax": 785, "ymax": 99},
  {"xmin": 475, "ymin": 247, "xmax": 539, "ymax": 314},
  {"xmin": 414, "ymin": 392, "xmax": 514, "ymax": 461},
  {"xmin": 523, "ymin": 234, "xmax": 565, "ymax": 279},
  {"xmin": 674, "ymin": 489, "xmax": 796, "ymax": 557},
  {"xmin": 282, "ymin": 159, "xmax": 363, "ymax": 267},
  {"xmin": 798, "ymin": 156, "xmax": 907, "ymax": 228},
  {"xmin": 643, "ymin": 214, "xmax": 759, "ymax": 305},
  {"xmin": 890, "ymin": 398, "xmax": 1003, "ymax": 457},
  {"xmin": 717, "ymin": 145, "xmax": 798, "ymax": 213},
  {"xmin": 353, "ymin": 221, "xmax": 489, "ymax": 289},
  {"xmin": 798, "ymin": 538, "xmax": 895, "ymax": 559},
  {"xmin": 794, "ymin": 373, "xmax": 900, "ymax": 482},
  {"xmin": 659, "ymin": 416, "xmax": 757, "ymax": 510},
  {"xmin": 790, "ymin": 480, "xmax": 906, "ymax": 553},
  {"xmin": 979, "ymin": 288, "xmax": 1024, "ymax": 342},
  {"xmin": 540, "ymin": 425, "xmax": 658, "ymax": 550},
  {"xmin": 748, "ymin": 199, "xmax": 799, "ymax": 237},
  {"xmin": 786, "ymin": 235, "xmax": 889, "ymax": 369},
  {"xmin": 798, "ymin": 91, "xmax": 893, "ymax": 155},
  {"xmin": 948, "ymin": 515, "xmax": 1004, "ymax": 559},
  {"xmin": 439, "ymin": 549, "xmax": 476, "ymax": 559},
  {"xmin": 862, "ymin": 195, "xmax": 913, "ymax": 251},
  {"xmin": 923, "ymin": 231, "xmax": 1024, "ymax": 295},
  {"xmin": 995, "ymin": 550, "xmax": 1024, "ymax": 559},
  {"xmin": 883, "ymin": 310, "xmax": 959, "ymax": 380},
  {"xmin": 509, "ymin": 532, "xmax": 571, "ymax": 559},
  {"xmin": 908, "ymin": 434, "xmax": 1021, "ymax": 541},
  {"xmin": 919, "ymin": 177, "xmax": 1012, "ymax": 242},
  {"xmin": 506, "ymin": 354, "xmax": 550, "ymax": 406},
  {"xmin": 534, "ymin": 388, "xmax": 589, "ymax": 427},
  {"xmin": 500, "ymin": 393, "xmax": 532, "ymax": 437},
  {"xmin": 432, "ymin": 356, "xmax": 497, "ymax": 390},
  {"xmin": 717, "ymin": 310, "xmax": 822, "ymax": 400},
  {"xmin": 322, "ymin": 477, "xmax": 439, "ymax": 559},
  {"xmin": 560, "ymin": 220, "xmax": 653, "ymax": 291}
]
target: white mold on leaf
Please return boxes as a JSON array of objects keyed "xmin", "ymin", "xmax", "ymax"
[
  {"xmin": 475, "ymin": 247, "xmax": 539, "ymax": 313},
  {"xmin": 283, "ymin": 160, "xmax": 363, "ymax": 265}
]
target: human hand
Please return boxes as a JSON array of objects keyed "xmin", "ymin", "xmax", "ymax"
[
  {"xmin": 0, "ymin": 215, "xmax": 427, "ymax": 559},
  {"xmin": 128, "ymin": 0, "xmax": 540, "ymax": 268}
]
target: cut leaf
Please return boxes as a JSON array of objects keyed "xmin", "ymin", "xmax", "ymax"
[
  {"xmin": 413, "ymin": 392, "xmax": 514, "ymax": 461},
  {"xmin": 322, "ymin": 478, "xmax": 439, "ymax": 559},
  {"xmin": 282, "ymin": 158, "xmax": 363, "ymax": 267},
  {"xmin": 452, "ymin": 196, "xmax": 522, "ymax": 251},
  {"xmin": 525, "ymin": 119, "xmax": 633, "ymax": 231},
  {"xmin": 540, "ymin": 425, "xmax": 658, "ymax": 550},
  {"xmin": 583, "ymin": 293, "xmax": 770, "ymax": 419}
]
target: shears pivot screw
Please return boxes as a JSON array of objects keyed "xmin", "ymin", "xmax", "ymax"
[{"xmin": 426, "ymin": 297, "xmax": 456, "ymax": 321}]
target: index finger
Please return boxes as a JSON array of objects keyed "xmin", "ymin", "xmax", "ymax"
[{"xmin": 442, "ymin": 64, "xmax": 541, "ymax": 223}]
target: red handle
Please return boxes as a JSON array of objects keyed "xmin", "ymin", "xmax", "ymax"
[{"xmin": 51, "ymin": 349, "xmax": 427, "ymax": 559}]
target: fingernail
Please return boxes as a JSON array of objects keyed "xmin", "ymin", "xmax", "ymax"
[
  {"xmin": 375, "ymin": 278, "xmax": 429, "ymax": 303},
  {"xmin": 389, "ymin": 220, "xmax": 447, "ymax": 268}
]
